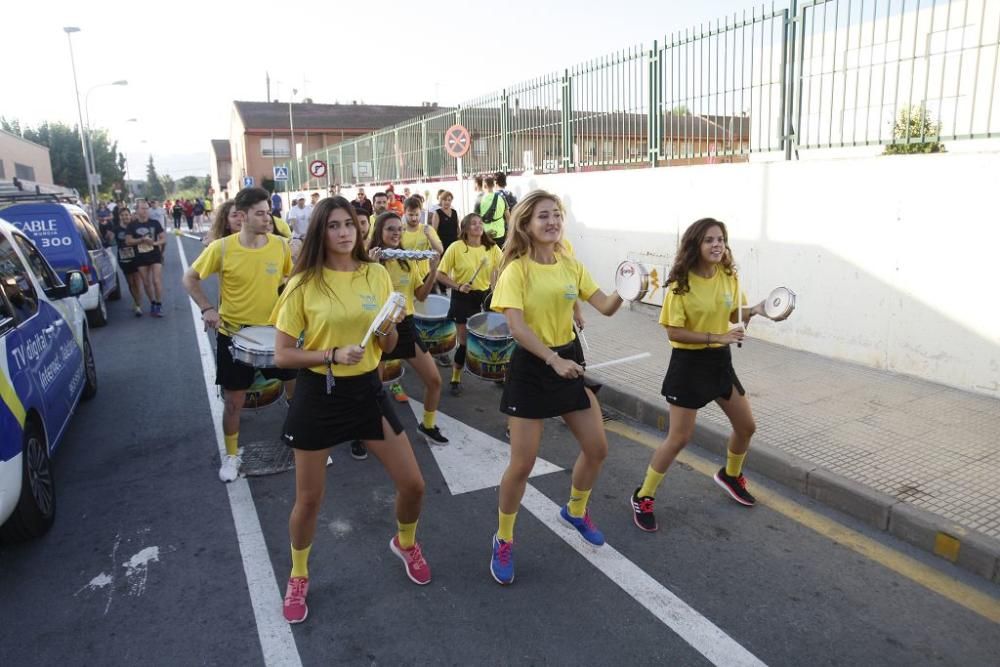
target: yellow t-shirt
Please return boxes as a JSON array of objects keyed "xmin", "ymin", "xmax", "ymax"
[
  {"xmin": 438, "ymin": 241, "xmax": 502, "ymax": 291},
  {"xmin": 384, "ymin": 259, "xmax": 428, "ymax": 316},
  {"xmin": 659, "ymin": 268, "xmax": 747, "ymax": 350},
  {"xmin": 491, "ymin": 255, "xmax": 598, "ymax": 348},
  {"xmin": 272, "ymin": 262, "xmax": 392, "ymax": 376},
  {"xmin": 402, "ymin": 224, "xmax": 441, "ymax": 273},
  {"xmin": 272, "ymin": 216, "xmax": 292, "ymax": 238},
  {"xmin": 191, "ymin": 235, "xmax": 292, "ymax": 332}
]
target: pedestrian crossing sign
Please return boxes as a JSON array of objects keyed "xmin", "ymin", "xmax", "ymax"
[{"xmin": 273, "ymin": 166, "xmax": 289, "ymax": 181}]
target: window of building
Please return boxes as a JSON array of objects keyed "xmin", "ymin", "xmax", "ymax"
[
  {"xmin": 260, "ymin": 137, "xmax": 291, "ymax": 157},
  {"xmin": 0, "ymin": 160, "xmax": 5, "ymax": 178},
  {"xmin": 14, "ymin": 163, "xmax": 35, "ymax": 181}
]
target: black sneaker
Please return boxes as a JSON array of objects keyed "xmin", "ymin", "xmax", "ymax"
[
  {"xmin": 350, "ymin": 440, "xmax": 368, "ymax": 460},
  {"xmin": 713, "ymin": 468, "xmax": 756, "ymax": 506},
  {"xmin": 418, "ymin": 424, "xmax": 449, "ymax": 444},
  {"xmin": 449, "ymin": 382, "xmax": 462, "ymax": 397},
  {"xmin": 630, "ymin": 488, "xmax": 658, "ymax": 532}
]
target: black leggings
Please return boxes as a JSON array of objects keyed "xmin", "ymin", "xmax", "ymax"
[{"xmin": 173, "ymin": 214, "xmax": 182, "ymax": 229}]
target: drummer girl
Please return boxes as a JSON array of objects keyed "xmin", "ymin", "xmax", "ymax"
[
  {"xmin": 435, "ymin": 213, "xmax": 503, "ymax": 396},
  {"xmin": 369, "ymin": 211, "xmax": 449, "ymax": 444},
  {"xmin": 272, "ymin": 196, "xmax": 432, "ymax": 624},
  {"xmin": 629, "ymin": 217, "xmax": 766, "ymax": 533},
  {"xmin": 488, "ymin": 190, "xmax": 624, "ymax": 585}
]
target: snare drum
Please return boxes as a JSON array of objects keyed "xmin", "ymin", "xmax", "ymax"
[
  {"xmin": 381, "ymin": 358, "xmax": 405, "ymax": 385},
  {"xmin": 243, "ymin": 371, "xmax": 283, "ymax": 411},
  {"xmin": 229, "ymin": 326, "xmax": 278, "ymax": 368},
  {"xmin": 615, "ymin": 261, "xmax": 650, "ymax": 301},
  {"xmin": 764, "ymin": 286, "xmax": 797, "ymax": 320},
  {"xmin": 414, "ymin": 294, "xmax": 457, "ymax": 354},
  {"xmin": 466, "ymin": 312, "xmax": 517, "ymax": 381}
]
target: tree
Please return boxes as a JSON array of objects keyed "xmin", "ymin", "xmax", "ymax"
[
  {"xmin": 1, "ymin": 116, "xmax": 22, "ymax": 136},
  {"xmin": 161, "ymin": 174, "xmax": 175, "ymax": 196},
  {"xmin": 145, "ymin": 156, "xmax": 165, "ymax": 199},
  {"xmin": 884, "ymin": 106, "xmax": 945, "ymax": 155},
  {"xmin": 176, "ymin": 175, "xmax": 200, "ymax": 191}
]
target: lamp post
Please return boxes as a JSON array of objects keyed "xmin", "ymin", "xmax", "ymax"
[
  {"xmin": 84, "ymin": 80, "xmax": 128, "ymax": 206},
  {"xmin": 63, "ymin": 27, "xmax": 92, "ymax": 214},
  {"xmin": 288, "ymin": 88, "xmax": 298, "ymax": 191}
]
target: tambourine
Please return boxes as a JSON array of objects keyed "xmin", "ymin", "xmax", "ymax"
[
  {"xmin": 360, "ymin": 292, "xmax": 407, "ymax": 347},
  {"xmin": 763, "ymin": 286, "xmax": 796, "ymax": 320},
  {"xmin": 379, "ymin": 248, "xmax": 438, "ymax": 260},
  {"xmin": 614, "ymin": 261, "xmax": 650, "ymax": 301}
]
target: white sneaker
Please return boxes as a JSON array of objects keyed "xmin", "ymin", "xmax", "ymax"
[{"xmin": 219, "ymin": 454, "xmax": 242, "ymax": 482}]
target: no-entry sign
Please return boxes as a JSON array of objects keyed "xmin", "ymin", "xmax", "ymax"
[
  {"xmin": 444, "ymin": 124, "xmax": 471, "ymax": 159},
  {"xmin": 309, "ymin": 160, "xmax": 327, "ymax": 178}
]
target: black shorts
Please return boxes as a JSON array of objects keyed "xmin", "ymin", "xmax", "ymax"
[
  {"xmin": 120, "ymin": 260, "xmax": 140, "ymax": 275},
  {"xmin": 215, "ymin": 331, "xmax": 297, "ymax": 391},
  {"xmin": 448, "ymin": 289, "xmax": 488, "ymax": 324},
  {"xmin": 282, "ymin": 369, "xmax": 404, "ymax": 451},
  {"xmin": 382, "ymin": 315, "xmax": 427, "ymax": 361},
  {"xmin": 500, "ymin": 342, "xmax": 593, "ymax": 419},
  {"xmin": 661, "ymin": 346, "xmax": 745, "ymax": 409},
  {"xmin": 135, "ymin": 250, "xmax": 163, "ymax": 267}
]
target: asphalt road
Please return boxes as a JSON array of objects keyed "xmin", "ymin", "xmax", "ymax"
[{"xmin": 1, "ymin": 234, "xmax": 997, "ymax": 666}]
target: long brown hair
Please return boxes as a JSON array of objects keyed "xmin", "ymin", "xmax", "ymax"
[
  {"xmin": 288, "ymin": 196, "xmax": 371, "ymax": 299},
  {"xmin": 369, "ymin": 211, "xmax": 410, "ymax": 272},
  {"xmin": 209, "ymin": 200, "xmax": 237, "ymax": 240},
  {"xmin": 457, "ymin": 213, "xmax": 496, "ymax": 250},
  {"xmin": 498, "ymin": 190, "xmax": 565, "ymax": 275},
  {"xmin": 667, "ymin": 217, "xmax": 736, "ymax": 295}
]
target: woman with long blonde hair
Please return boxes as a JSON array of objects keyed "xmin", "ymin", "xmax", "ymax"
[{"xmin": 487, "ymin": 190, "xmax": 623, "ymax": 585}]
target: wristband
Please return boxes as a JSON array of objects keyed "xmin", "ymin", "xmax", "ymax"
[
  {"xmin": 201, "ymin": 305, "xmax": 216, "ymax": 314},
  {"xmin": 545, "ymin": 351, "xmax": 559, "ymax": 366},
  {"xmin": 330, "ymin": 347, "xmax": 339, "ymax": 365},
  {"xmin": 706, "ymin": 333, "xmax": 712, "ymax": 345}
]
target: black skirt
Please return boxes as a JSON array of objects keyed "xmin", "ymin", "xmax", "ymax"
[
  {"xmin": 448, "ymin": 289, "xmax": 488, "ymax": 324},
  {"xmin": 381, "ymin": 315, "xmax": 428, "ymax": 361},
  {"xmin": 661, "ymin": 346, "xmax": 746, "ymax": 409},
  {"xmin": 500, "ymin": 342, "xmax": 593, "ymax": 419},
  {"xmin": 281, "ymin": 369, "xmax": 404, "ymax": 450}
]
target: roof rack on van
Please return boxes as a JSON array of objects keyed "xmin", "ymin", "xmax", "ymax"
[{"xmin": 0, "ymin": 191, "xmax": 81, "ymax": 206}]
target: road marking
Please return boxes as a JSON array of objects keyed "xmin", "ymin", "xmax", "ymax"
[
  {"xmin": 605, "ymin": 421, "xmax": 1000, "ymax": 625},
  {"xmin": 177, "ymin": 238, "xmax": 302, "ymax": 667},
  {"xmin": 411, "ymin": 402, "xmax": 767, "ymax": 666}
]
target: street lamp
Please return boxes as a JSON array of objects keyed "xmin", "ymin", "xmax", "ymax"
[
  {"xmin": 63, "ymin": 27, "xmax": 92, "ymax": 213},
  {"xmin": 84, "ymin": 80, "xmax": 128, "ymax": 205}
]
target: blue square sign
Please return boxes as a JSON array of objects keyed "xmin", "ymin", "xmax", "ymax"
[
  {"xmin": 273, "ymin": 166, "xmax": 289, "ymax": 181},
  {"xmin": 242, "ymin": 176, "xmax": 255, "ymax": 187}
]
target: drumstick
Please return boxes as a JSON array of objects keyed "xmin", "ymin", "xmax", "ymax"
[
  {"xmin": 578, "ymin": 330, "xmax": 590, "ymax": 352},
  {"xmin": 585, "ymin": 352, "xmax": 651, "ymax": 371},
  {"xmin": 231, "ymin": 329, "xmax": 263, "ymax": 345},
  {"xmin": 467, "ymin": 257, "xmax": 487, "ymax": 286}
]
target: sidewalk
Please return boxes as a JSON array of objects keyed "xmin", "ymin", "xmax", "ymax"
[{"xmin": 582, "ymin": 304, "xmax": 1000, "ymax": 583}]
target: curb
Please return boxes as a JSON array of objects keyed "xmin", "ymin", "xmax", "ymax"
[{"xmin": 595, "ymin": 374, "xmax": 1000, "ymax": 584}]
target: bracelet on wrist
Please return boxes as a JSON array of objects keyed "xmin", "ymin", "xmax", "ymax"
[
  {"xmin": 330, "ymin": 347, "xmax": 339, "ymax": 365},
  {"xmin": 201, "ymin": 305, "xmax": 215, "ymax": 314},
  {"xmin": 545, "ymin": 351, "xmax": 558, "ymax": 366}
]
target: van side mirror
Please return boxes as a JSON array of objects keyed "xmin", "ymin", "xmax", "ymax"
[{"xmin": 66, "ymin": 270, "xmax": 88, "ymax": 297}]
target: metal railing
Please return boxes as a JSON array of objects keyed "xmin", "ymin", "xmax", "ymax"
[{"xmin": 280, "ymin": 0, "xmax": 1000, "ymax": 189}]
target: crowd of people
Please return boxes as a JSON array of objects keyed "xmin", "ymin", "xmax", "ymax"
[{"xmin": 142, "ymin": 171, "xmax": 780, "ymax": 624}]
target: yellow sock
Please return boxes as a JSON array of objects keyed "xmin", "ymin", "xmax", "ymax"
[
  {"xmin": 397, "ymin": 520, "xmax": 418, "ymax": 549},
  {"xmin": 726, "ymin": 450, "xmax": 747, "ymax": 477},
  {"xmin": 638, "ymin": 466, "xmax": 665, "ymax": 499},
  {"xmin": 224, "ymin": 432, "xmax": 239, "ymax": 457},
  {"xmin": 422, "ymin": 410, "xmax": 436, "ymax": 429},
  {"xmin": 497, "ymin": 510, "xmax": 517, "ymax": 542},
  {"xmin": 290, "ymin": 544, "xmax": 311, "ymax": 578},
  {"xmin": 451, "ymin": 368, "xmax": 462, "ymax": 383},
  {"xmin": 567, "ymin": 486, "xmax": 592, "ymax": 518}
]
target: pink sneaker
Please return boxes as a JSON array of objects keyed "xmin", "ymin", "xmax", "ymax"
[
  {"xmin": 389, "ymin": 536, "xmax": 432, "ymax": 585},
  {"xmin": 282, "ymin": 576, "xmax": 309, "ymax": 624}
]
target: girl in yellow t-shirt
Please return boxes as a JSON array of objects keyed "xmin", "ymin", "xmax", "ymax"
[
  {"xmin": 369, "ymin": 211, "xmax": 448, "ymax": 443},
  {"xmin": 271, "ymin": 196, "xmax": 432, "ymax": 624},
  {"xmin": 629, "ymin": 217, "xmax": 773, "ymax": 534},
  {"xmin": 435, "ymin": 213, "xmax": 503, "ymax": 395},
  {"xmin": 487, "ymin": 190, "xmax": 624, "ymax": 585}
]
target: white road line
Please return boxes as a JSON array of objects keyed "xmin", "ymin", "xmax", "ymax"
[{"xmin": 176, "ymin": 239, "xmax": 302, "ymax": 667}]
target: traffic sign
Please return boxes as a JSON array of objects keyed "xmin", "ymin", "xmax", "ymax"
[
  {"xmin": 273, "ymin": 166, "xmax": 289, "ymax": 181},
  {"xmin": 309, "ymin": 160, "xmax": 327, "ymax": 178},
  {"xmin": 444, "ymin": 124, "xmax": 471, "ymax": 158},
  {"xmin": 242, "ymin": 176, "xmax": 255, "ymax": 187}
]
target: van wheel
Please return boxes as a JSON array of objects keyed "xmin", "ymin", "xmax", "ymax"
[
  {"xmin": 81, "ymin": 334, "xmax": 98, "ymax": 400},
  {"xmin": 108, "ymin": 274, "xmax": 122, "ymax": 301},
  {"xmin": 0, "ymin": 420, "xmax": 56, "ymax": 542},
  {"xmin": 86, "ymin": 291, "xmax": 109, "ymax": 327}
]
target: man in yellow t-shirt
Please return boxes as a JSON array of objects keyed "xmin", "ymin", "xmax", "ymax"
[
  {"xmin": 401, "ymin": 196, "xmax": 443, "ymax": 271},
  {"xmin": 182, "ymin": 187, "xmax": 295, "ymax": 483}
]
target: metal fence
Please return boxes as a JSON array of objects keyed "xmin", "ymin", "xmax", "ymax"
[{"xmin": 282, "ymin": 0, "xmax": 1000, "ymax": 189}]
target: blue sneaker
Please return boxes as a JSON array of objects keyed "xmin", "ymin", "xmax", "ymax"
[
  {"xmin": 559, "ymin": 506, "xmax": 605, "ymax": 546},
  {"xmin": 490, "ymin": 534, "xmax": 515, "ymax": 585}
]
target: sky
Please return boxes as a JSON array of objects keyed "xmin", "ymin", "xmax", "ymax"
[{"xmin": 6, "ymin": 0, "xmax": 765, "ymax": 179}]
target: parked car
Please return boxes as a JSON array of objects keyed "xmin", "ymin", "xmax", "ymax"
[
  {"xmin": 0, "ymin": 217, "xmax": 97, "ymax": 542},
  {"xmin": 0, "ymin": 194, "xmax": 119, "ymax": 327}
]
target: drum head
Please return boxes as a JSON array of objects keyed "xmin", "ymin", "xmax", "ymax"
[
  {"xmin": 764, "ymin": 287, "xmax": 796, "ymax": 319},
  {"xmin": 238, "ymin": 326, "xmax": 277, "ymax": 351},
  {"xmin": 615, "ymin": 261, "xmax": 648, "ymax": 301},
  {"xmin": 468, "ymin": 312, "xmax": 510, "ymax": 340},
  {"xmin": 414, "ymin": 294, "xmax": 450, "ymax": 320}
]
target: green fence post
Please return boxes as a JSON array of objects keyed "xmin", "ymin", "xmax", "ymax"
[
  {"xmin": 393, "ymin": 129, "xmax": 400, "ymax": 181},
  {"xmin": 421, "ymin": 120, "xmax": 429, "ymax": 180},
  {"xmin": 648, "ymin": 39, "xmax": 662, "ymax": 167},
  {"xmin": 500, "ymin": 89, "xmax": 511, "ymax": 172},
  {"xmin": 561, "ymin": 69, "xmax": 573, "ymax": 171}
]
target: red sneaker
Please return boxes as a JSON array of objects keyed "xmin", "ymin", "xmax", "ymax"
[
  {"xmin": 282, "ymin": 576, "xmax": 309, "ymax": 624},
  {"xmin": 389, "ymin": 536, "xmax": 432, "ymax": 585}
]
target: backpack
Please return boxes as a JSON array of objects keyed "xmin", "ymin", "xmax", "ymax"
[{"xmin": 498, "ymin": 188, "xmax": 517, "ymax": 210}]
